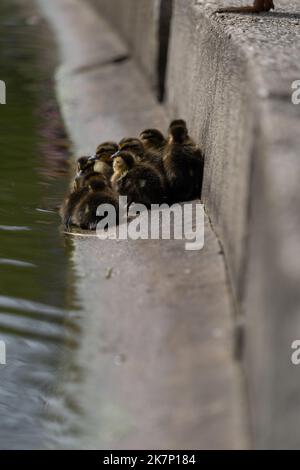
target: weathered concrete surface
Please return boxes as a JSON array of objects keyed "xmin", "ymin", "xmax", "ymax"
[
  {"xmin": 88, "ymin": 0, "xmax": 158, "ymax": 88},
  {"xmin": 166, "ymin": 0, "xmax": 300, "ymax": 448},
  {"xmin": 36, "ymin": 0, "xmax": 248, "ymax": 449},
  {"xmin": 88, "ymin": 0, "xmax": 173, "ymax": 97}
]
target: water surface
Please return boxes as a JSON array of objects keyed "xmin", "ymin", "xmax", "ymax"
[{"xmin": 0, "ymin": 0, "xmax": 84, "ymax": 449}]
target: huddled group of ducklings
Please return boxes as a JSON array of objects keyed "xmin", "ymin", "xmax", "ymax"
[{"xmin": 60, "ymin": 120, "xmax": 204, "ymax": 231}]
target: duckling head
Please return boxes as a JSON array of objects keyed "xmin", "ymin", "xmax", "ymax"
[
  {"xmin": 75, "ymin": 156, "xmax": 95, "ymax": 189},
  {"xmin": 96, "ymin": 143, "xmax": 119, "ymax": 163},
  {"xmin": 119, "ymin": 137, "xmax": 144, "ymax": 160},
  {"xmin": 168, "ymin": 119, "xmax": 188, "ymax": 144},
  {"xmin": 95, "ymin": 141, "xmax": 119, "ymax": 155},
  {"xmin": 139, "ymin": 129, "xmax": 166, "ymax": 149},
  {"xmin": 86, "ymin": 143, "xmax": 119, "ymax": 177},
  {"xmin": 112, "ymin": 151, "xmax": 135, "ymax": 174},
  {"xmin": 169, "ymin": 119, "xmax": 187, "ymax": 129},
  {"xmin": 77, "ymin": 156, "xmax": 93, "ymax": 172}
]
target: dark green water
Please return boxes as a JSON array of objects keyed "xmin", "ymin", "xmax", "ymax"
[{"xmin": 0, "ymin": 1, "xmax": 84, "ymax": 449}]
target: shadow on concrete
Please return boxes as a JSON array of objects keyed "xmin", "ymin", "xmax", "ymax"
[
  {"xmin": 215, "ymin": 10, "xmax": 300, "ymax": 20},
  {"xmin": 266, "ymin": 11, "xmax": 300, "ymax": 19},
  {"xmin": 158, "ymin": 0, "xmax": 173, "ymax": 102}
]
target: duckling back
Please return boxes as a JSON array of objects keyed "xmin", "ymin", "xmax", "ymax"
[
  {"xmin": 60, "ymin": 172, "xmax": 105, "ymax": 229},
  {"xmin": 73, "ymin": 175, "xmax": 119, "ymax": 230},
  {"xmin": 60, "ymin": 185, "xmax": 89, "ymax": 228},
  {"xmin": 117, "ymin": 162, "xmax": 166, "ymax": 207},
  {"xmin": 163, "ymin": 120, "xmax": 204, "ymax": 202}
]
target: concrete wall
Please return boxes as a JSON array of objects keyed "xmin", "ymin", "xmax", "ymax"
[
  {"xmin": 166, "ymin": 2, "xmax": 256, "ymax": 302},
  {"xmin": 88, "ymin": 0, "xmax": 173, "ymax": 98},
  {"xmin": 86, "ymin": 0, "xmax": 300, "ymax": 448}
]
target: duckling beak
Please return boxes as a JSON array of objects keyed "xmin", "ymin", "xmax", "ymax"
[
  {"xmin": 111, "ymin": 150, "xmax": 121, "ymax": 159},
  {"xmin": 88, "ymin": 154, "xmax": 97, "ymax": 162}
]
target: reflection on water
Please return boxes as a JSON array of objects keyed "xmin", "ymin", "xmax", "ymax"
[{"xmin": 0, "ymin": 0, "xmax": 84, "ymax": 449}]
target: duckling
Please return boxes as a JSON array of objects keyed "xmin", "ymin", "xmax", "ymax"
[
  {"xmin": 72, "ymin": 174, "xmax": 119, "ymax": 230},
  {"xmin": 163, "ymin": 119, "xmax": 204, "ymax": 202},
  {"xmin": 139, "ymin": 128, "xmax": 167, "ymax": 173},
  {"xmin": 89, "ymin": 142, "xmax": 119, "ymax": 181},
  {"xmin": 139, "ymin": 128, "xmax": 167, "ymax": 158},
  {"xmin": 75, "ymin": 156, "xmax": 95, "ymax": 189},
  {"xmin": 111, "ymin": 151, "xmax": 166, "ymax": 207},
  {"xmin": 96, "ymin": 141, "xmax": 119, "ymax": 153},
  {"xmin": 118, "ymin": 137, "xmax": 145, "ymax": 162},
  {"xmin": 111, "ymin": 150, "xmax": 131, "ymax": 191},
  {"xmin": 60, "ymin": 171, "xmax": 98, "ymax": 229},
  {"xmin": 77, "ymin": 156, "xmax": 90, "ymax": 172},
  {"xmin": 120, "ymin": 135, "xmax": 165, "ymax": 176}
]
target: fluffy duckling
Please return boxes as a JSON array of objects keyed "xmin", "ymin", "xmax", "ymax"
[
  {"xmin": 118, "ymin": 137, "xmax": 144, "ymax": 162},
  {"xmin": 120, "ymin": 135, "xmax": 165, "ymax": 175},
  {"xmin": 111, "ymin": 151, "xmax": 166, "ymax": 207},
  {"xmin": 89, "ymin": 141, "xmax": 119, "ymax": 180},
  {"xmin": 163, "ymin": 119, "xmax": 204, "ymax": 202},
  {"xmin": 72, "ymin": 174, "xmax": 119, "ymax": 230},
  {"xmin": 139, "ymin": 128, "xmax": 166, "ymax": 158},
  {"xmin": 60, "ymin": 171, "xmax": 98, "ymax": 229},
  {"xmin": 139, "ymin": 128, "xmax": 167, "ymax": 173},
  {"xmin": 75, "ymin": 156, "xmax": 95, "ymax": 189},
  {"xmin": 96, "ymin": 141, "xmax": 119, "ymax": 153}
]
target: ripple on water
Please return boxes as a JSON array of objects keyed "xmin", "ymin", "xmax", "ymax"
[
  {"xmin": 0, "ymin": 225, "xmax": 32, "ymax": 231},
  {"xmin": 0, "ymin": 258, "xmax": 36, "ymax": 267},
  {"xmin": 0, "ymin": 0, "xmax": 84, "ymax": 450}
]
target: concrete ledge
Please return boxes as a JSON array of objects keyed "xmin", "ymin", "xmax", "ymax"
[
  {"xmin": 82, "ymin": 0, "xmax": 300, "ymax": 448},
  {"xmin": 37, "ymin": 0, "xmax": 248, "ymax": 449}
]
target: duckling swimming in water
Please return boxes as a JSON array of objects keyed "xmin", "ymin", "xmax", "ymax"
[
  {"xmin": 111, "ymin": 151, "xmax": 166, "ymax": 207},
  {"xmin": 72, "ymin": 173, "xmax": 119, "ymax": 230},
  {"xmin": 163, "ymin": 120, "xmax": 204, "ymax": 202}
]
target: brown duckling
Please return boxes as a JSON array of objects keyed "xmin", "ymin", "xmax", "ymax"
[
  {"xmin": 111, "ymin": 151, "xmax": 166, "ymax": 207},
  {"xmin": 118, "ymin": 137, "xmax": 144, "ymax": 162},
  {"xmin": 139, "ymin": 128, "xmax": 167, "ymax": 173},
  {"xmin": 72, "ymin": 174, "xmax": 119, "ymax": 231},
  {"xmin": 75, "ymin": 156, "xmax": 95, "ymax": 189},
  {"xmin": 96, "ymin": 141, "xmax": 119, "ymax": 153},
  {"xmin": 120, "ymin": 135, "xmax": 165, "ymax": 175},
  {"xmin": 77, "ymin": 156, "xmax": 90, "ymax": 172},
  {"xmin": 111, "ymin": 150, "xmax": 130, "ymax": 191},
  {"xmin": 163, "ymin": 120, "xmax": 204, "ymax": 202},
  {"xmin": 89, "ymin": 141, "xmax": 119, "ymax": 181},
  {"xmin": 60, "ymin": 171, "xmax": 99, "ymax": 229},
  {"xmin": 139, "ymin": 128, "xmax": 167, "ymax": 157}
]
